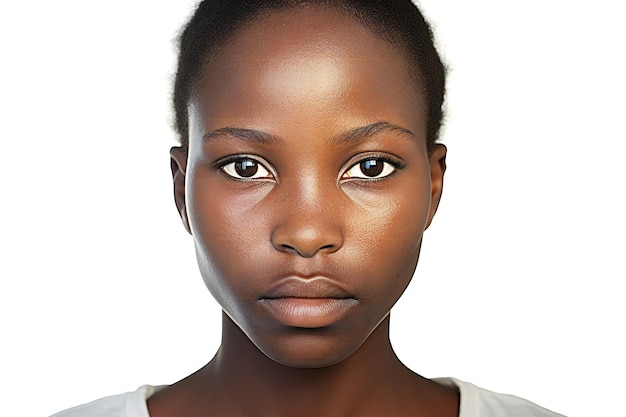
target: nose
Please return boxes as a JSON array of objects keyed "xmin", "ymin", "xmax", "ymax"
[{"xmin": 270, "ymin": 184, "xmax": 344, "ymax": 258}]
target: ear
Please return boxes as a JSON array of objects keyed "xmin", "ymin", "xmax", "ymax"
[
  {"xmin": 425, "ymin": 144, "xmax": 447, "ymax": 230},
  {"xmin": 170, "ymin": 146, "xmax": 192, "ymax": 235}
]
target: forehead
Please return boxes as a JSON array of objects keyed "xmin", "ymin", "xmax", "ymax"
[{"xmin": 191, "ymin": 7, "xmax": 426, "ymax": 141}]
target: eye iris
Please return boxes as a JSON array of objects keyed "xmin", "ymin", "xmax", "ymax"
[
  {"xmin": 360, "ymin": 159, "xmax": 384, "ymax": 177},
  {"xmin": 235, "ymin": 160, "xmax": 259, "ymax": 177}
]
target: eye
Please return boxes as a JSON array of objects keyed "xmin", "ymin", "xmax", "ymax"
[
  {"xmin": 220, "ymin": 157, "xmax": 274, "ymax": 180},
  {"xmin": 341, "ymin": 158, "xmax": 398, "ymax": 180}
]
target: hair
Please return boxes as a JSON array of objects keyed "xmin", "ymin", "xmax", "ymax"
[{"xmin": 173, "ymin": 0, "xmax": 446, "ymax": 153}]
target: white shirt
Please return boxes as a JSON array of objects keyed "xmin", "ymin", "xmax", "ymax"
[{"xmin": 50, "ymin": 378, "xmax": 564, "ymax": 417}]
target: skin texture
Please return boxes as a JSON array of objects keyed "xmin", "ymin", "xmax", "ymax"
[{"xmin": 152, "ymin": 7, "xmax": 457, "ymax": 417}]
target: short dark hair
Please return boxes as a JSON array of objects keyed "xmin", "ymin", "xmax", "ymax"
[{"xmin": 173, "ymin": 0, "xmax": 446, "ymax": 152}]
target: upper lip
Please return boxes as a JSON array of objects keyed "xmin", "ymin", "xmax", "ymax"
[{"xmin": 261, "ymin": 276, "xmax": 355, "ymax": 300}]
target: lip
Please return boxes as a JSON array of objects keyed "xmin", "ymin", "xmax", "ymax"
[
  {"xmin": 259, "ymin": 276, "xmax": 358, "ymax": 328},
  {"xmin": 262, "ymin": 276, "xmax": 354, "ymax": 299}
]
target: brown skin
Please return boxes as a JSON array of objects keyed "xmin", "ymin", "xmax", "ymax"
[{"xmin": 151, "ymin": 7, "xmax": 456, "ymax": 417}]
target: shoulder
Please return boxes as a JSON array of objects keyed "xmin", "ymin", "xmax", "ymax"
[
  {"xmin": 433, "ymin": 378, "xmax": 565, "ymax": 417},
  {"xmin": 50, "ymin": 385, "xmax": 160, "ymax": 417}
]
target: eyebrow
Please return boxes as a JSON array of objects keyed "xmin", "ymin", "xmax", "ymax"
[
  {"xmin": 202, "ymin": 121, "xmax": 414, "ymax": 145},
  {"xmin": 330, "ymin": 121, "xmax": 415, "ymax": 145},
  {"xmin": 203, "ymin": 127, "xmax": 279, "ymax": 144}
]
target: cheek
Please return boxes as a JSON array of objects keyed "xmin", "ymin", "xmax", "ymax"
[
  {"xmin": 344, "ymin": 179, "xmax": 431, "ymax": 295},
  {"xmin": 186, "ymin": 170, "xmax": 273, "ymax": 301},
  {"xmin": 188, "ymin": 160, "xmax": 271, "ymax": 242},
  {"xmin": 349, "ymin": 168, "xmax": 431, "ymax": 247}
]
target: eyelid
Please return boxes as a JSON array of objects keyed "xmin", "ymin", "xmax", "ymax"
[
  {"xmin": 339, "ymin": 152, "xmax": 405, "ymax": 181},
  {"xmin": 214, "ymin": 154, "xmax": 277, "ymax": 181}
]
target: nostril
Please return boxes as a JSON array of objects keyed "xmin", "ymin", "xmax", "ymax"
[
  {"xmin": 280, "ymin": 244, "xmax": 298, "ymax": 254},
  {"xmin": 271, "ymin": 221, "xmax": 344, "ymax": 257},
  {"xmin": 276, "ymin": 242, "xmax": 337, "ymax": 258}
]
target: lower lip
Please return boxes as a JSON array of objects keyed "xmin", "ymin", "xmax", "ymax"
[{"xmin": 260, "ymin": 298, "xmax": 358, "ymax": 328}]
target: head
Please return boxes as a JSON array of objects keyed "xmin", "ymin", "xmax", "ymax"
[{"xmin": 170, "ymin": 0, "xmax": 447, "ymax": 368}]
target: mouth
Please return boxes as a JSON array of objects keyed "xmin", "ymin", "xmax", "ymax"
[{"xmin": 258, "ymin": 276, "xmax": 358, "ymax": 328}]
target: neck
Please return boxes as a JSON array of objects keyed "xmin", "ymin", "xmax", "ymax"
[
  {"xmin": 149, "ymin": 312, "xmax": 459, "ymax": 417},
  {"xmin": 202, "ymin": 313, "xmax": 427, "ymax": 416},
  {"xmin": 221, "ymin": 312, "xmax": 399, "ymax": 395}
]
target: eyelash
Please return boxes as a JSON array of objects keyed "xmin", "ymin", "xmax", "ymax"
[
  {"xmin": 214, "ymin": 153, "xmax": 404, "ymax": 182},
  {"xmin": 340, "ymin": 155, "xmax": 404, "ymax": 182},
  {"xmin": 215, "ymin": 155, "xmax": 275, "ymax": 181}
]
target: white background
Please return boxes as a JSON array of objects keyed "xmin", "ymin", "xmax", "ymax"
[{"xmin": 1, "ymin": 1, "xmax": 624, "ymax": 416}]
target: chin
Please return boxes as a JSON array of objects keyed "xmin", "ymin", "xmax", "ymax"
[{"xmin": 253, "ymin": 328, "xmax": 364, "ymax": 369}]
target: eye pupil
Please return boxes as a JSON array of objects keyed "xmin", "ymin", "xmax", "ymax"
[
  {"xmin": 235, "ymin": 160, "xmax": 259, "ymax": 177},
  {"xmin": 360, "ymin": 159, "xmax": 384, "ymax": 177}
]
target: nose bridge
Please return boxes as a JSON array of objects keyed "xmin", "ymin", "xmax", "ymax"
[
  {"xmin": 271, "ymin": 170, "xmax": 344, "ymax": 257},
  {"xmin": 298, "ymin": 171, "xmax": 326, "ymax": 210}
]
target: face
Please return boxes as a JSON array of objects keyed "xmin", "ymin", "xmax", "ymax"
[{"xmin": 171, "ymin": 8, "xmax": 446, "ymax": 368}]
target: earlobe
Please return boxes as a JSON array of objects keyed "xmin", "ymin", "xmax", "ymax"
[
  {"xmin": 425, "ymin": 144, "xmax": 447, "ymax": 230},
  {"xmin": 170, "ymin": 146, "xmax": 192, "ymax": 235}
]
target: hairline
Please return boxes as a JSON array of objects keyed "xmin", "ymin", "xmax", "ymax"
[{"xmin": 186, "ymin": 5, "xmax": 429, "ymax": 137}]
